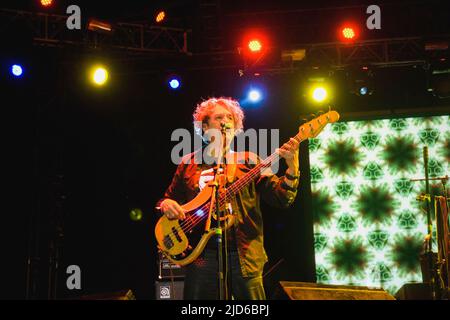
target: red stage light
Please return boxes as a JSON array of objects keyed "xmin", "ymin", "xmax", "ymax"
[
  {"xmin": 342, "ymin": 27, "xmax": 355, "ymax": 40},
  {"xmin": 248, "ymin": 39, "xmax": 262, "ymax": 52},
  {"xmin": 339, "ymin": 24, "xmax": 359, "ymax": 42},
  {"xmin": 240, "ymin": 31, "xmax": 270, "ymax": 59}
]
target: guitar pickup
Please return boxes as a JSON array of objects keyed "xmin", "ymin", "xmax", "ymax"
[
  {"xmin": 163, "ymin": 235, "xmax": 174, "ymax": 249},
  {"xmin": 171, "ymin": 227, "xmax": 183, "ymax": 243}
]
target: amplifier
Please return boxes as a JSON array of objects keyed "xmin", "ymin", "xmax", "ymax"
[
  {"xmin": 155, "ymin": 280, "xmax": 184, "ymax": 300},
  {"xmin": 158, "ymin": 252, "xmax": 186, "ymax": 279},
  {"xmin": 395, "ymin": 282, "xmax": 433, "ymax": 300}
]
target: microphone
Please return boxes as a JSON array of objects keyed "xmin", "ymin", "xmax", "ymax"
[{"xmin": 220, "ymin": 123, "xmax": 232, "ymax": 135}]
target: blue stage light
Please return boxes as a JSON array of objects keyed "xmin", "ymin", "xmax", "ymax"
[
  {"xmin": 169, "ymin": 78, "xmax": 180, "ymax": 89},
  {"xmin": 359, "ymin": 86, "xmax": 368, "ymax": 95},
  {"xmin": 248, "ymin": 89, "xmax": 262, "ymax": 102},
  {"xmin": 11, "ymin": 64, "xmax": 23, "ymax": 77}
]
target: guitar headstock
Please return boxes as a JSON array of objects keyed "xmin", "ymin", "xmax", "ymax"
[{"xmin": 297, "ymin": 110, "xmax": 340, "ymax": 141}]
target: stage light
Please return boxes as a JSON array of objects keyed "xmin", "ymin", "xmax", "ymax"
[
  {"xmin": 359, "ymin": 86, "xmax": 368, "ymax": 95},
  {"xmin": 248, "ymin": 39, "xmax": 262, "ymax": 53},
  {"xmin": 248, "ymin": 89, "xmax": 262, "ymax": 102},
  {"xmin": 87, "ymin": 19, "xmax": 113, "ymax": 33},
  {"xmin": 339, "ymin": 24, "xmax": 359, "ymax": 42},
  {"xmin": 40, "ymin": 0, "xmax": 53, "ymax": 7},
  {"xmin": 342, "ymin": 27, "xmax": 355, "ymax": 40},
  {"xmin": 240, "ymin": 84, "xmax": 265, "ymax": 107},
  {"xmin": 304, "ymin": 68, "xmax": 333, "ymax": 105},
  {"xmin": 240, "ymin": 32, "xmax": 269, "ymax": 57},
  {"xmin": 425, "ymin": 48, "xmax": 450, "ymax": 98},
  {"xmin": 348, "ymin": 66, "xmax": 374, "ymax": 97},
  {"xmin": 169, "ymin": 77, "xmax": 180, "ymax": 89},
  {"xmin": 312, "ymin": 87, "xmax": 328, "ymax": 102},
  {"xmin": 90, "ymin": 66, "xmax": 108, "ymax": 86},
  {"xmin": 281, "ymin": 49, "xmax": 306, "ymax": 62},
  {"xmin": 155, "ymin": 10, "xmax": 166, "ymax": 23},
  {"xmin": 129, "ymin": 208, "xmax": 143, "ymax": 221},
  {"xmin": 428, "ymin": 66, "xmax": 450, "ymax": 98},
  {"xmin": 11, "ymin": 64, "xmax": 23, "ymax": 77}
]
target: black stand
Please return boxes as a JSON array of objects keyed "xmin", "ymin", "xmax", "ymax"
[
  {"xmin": 423, "ymin": 146, "xmax": 439, "ymax": 300},
  {"xmin": 434, "ymin": 176, "xmax": 449, "ymax": 299},
  {"xmin": 412, "ymin": 147, "xmax": 445, "ymax": 299},
  {"xmin": 206, "ymin": 124, "xmax": 230, "ymax": 300}
]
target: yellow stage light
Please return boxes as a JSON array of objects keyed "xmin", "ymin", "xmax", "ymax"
[
  {"xmin": 91, "ymin": 67, "xmax": 108, "ymax": 86},
  {"xmin": 312, "ymin": 87, "xmax": 328, "ymax": 102}
]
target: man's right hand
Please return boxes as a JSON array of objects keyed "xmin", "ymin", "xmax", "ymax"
[{"xmin": 160, "ymin": 199, "xmax": 186, "ymax": 220}]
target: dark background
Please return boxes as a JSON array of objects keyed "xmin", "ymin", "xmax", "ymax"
[{"xmin": 1, "ymin": 0, "xmax": 449, "ymax": 300}]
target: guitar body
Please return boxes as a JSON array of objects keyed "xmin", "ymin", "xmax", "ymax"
[{"xmin": 155, "ymin": 183, "xmax": 235, "ymax": 266}]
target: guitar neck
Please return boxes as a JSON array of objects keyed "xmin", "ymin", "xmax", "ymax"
[
  {"xmin": 218, "ymin": 110, "xmax": 339, "ymax": 202},
  {"xmin": 223, "ymin": 131, "xmax": 305, "ymax": 199}
]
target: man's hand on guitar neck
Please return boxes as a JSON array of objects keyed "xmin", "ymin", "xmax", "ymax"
[
  {"xmin": 160, "ymin": 199, "xmax": 186, "ymax": 220},
  {"xmin": 277, "ymin": 137, "xmax": 300, "ymax": 187}
]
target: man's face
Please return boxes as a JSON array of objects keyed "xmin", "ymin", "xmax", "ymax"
[{"xmin": 202, "ymin": 105, "xmax": 235, "ymax": 143}]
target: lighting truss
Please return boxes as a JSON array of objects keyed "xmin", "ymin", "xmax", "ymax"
[{"xmin": 0, "ymin": 8, "xmax": 191, "ymax": 55}]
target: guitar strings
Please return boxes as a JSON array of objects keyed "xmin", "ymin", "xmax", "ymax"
[
  {"xmin": 163, "ymin": 131, "xmax": 308, "ymax": 242},
  {"xmin": 176, "ymin": 139, "xmax": 304, "ymax": 233},
  {"xmin": 164, "ymin": 142, "xmax": 291, "ymax": 239},
  {"xmin": 177, "ymin": 167, "xmax": 262, "ymax": 232},
  {"xmin": 171, "ymin": 154, "xmax": 277, "ymax": 236}
]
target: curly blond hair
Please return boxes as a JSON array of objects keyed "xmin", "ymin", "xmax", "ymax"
[{"xmin": 193, "ymin": 97, "xmax": 244, "ymax": 135}]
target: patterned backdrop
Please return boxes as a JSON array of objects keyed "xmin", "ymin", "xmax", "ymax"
[{"xmin": 309, "ymin": 114, "xmax": 449, "ymax": 295}]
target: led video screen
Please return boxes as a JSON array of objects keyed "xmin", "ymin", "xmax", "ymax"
[{"xmin": 309, "ymin": 114, "xmax": 449, "ymax": 294}]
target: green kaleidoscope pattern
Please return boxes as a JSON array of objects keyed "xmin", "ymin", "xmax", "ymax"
[{"xmin": 309, "ymin": 115, "xmax": 449, "ymax": 295}]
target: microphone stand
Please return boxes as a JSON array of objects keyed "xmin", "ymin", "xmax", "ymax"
[{"xmin": 208, "ymin": 125, "xmax": 230, "ymax": 300}]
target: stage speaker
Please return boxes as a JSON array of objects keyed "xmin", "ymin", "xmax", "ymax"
[
  {"xmin": 395, "ymin": 283, "xmax": 433, "ymax": 300},
  {"xmin": 155, "ymin": 280, "xmax": 184, "ymax": 300},
  {"xmin": 275, "ymin": 282, "xmax": 395, "ymax": 300}
]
